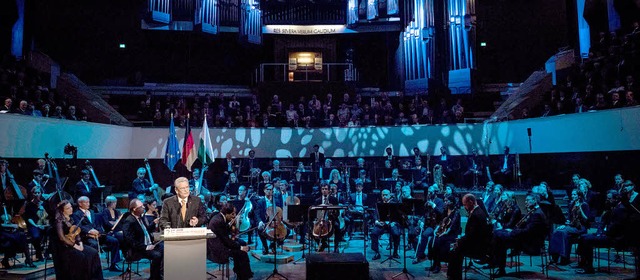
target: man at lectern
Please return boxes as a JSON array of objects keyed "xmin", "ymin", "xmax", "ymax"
[{"xmin": 159, "ymin": 177, "xmax": 206, "ymax": 230}]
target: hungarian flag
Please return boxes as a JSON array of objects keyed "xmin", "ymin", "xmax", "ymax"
[
  {"xmin": 181, "ymin": 115, "xmax": 197, "ymax": 171},
  {"xmin": 163, "ymin": 116, "xmax": 181, "ymax": 171},
  {"xmin": 198, "ymin": 118, "xmax": 215, "ymax": 166}
]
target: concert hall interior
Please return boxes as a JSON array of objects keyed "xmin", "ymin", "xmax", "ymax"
[{"xmin": 1, "ymin": 0, "xmax": 640, "ymax": 279}]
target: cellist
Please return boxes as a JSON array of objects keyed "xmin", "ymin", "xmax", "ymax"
[
  {"xmin": 313, "ymin": 181, "xmax": 341, "ymax": 253},
  {"xmin": 255, "ymin": 184, "xmax": 278, "ymax": 255}
]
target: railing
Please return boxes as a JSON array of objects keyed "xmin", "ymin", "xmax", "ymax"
[
  {"xmin": 255, "ymin": 63, "xmax": 357, "ymax": 83},
  {"xmin": 262, "ymin": 3, "xmax": 346, "ymax": 25}
]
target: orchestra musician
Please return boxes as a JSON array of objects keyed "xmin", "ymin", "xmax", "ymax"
[
  {"xmin": 189, "ymin": 168, "xmax": 209, "ymax": 196},
  {"xmin": 130, "ymin": 167, "xmax": 161, "ymax": 201},
  {"xmin": 99, "ymin": 195, "xmax": 124, "ymax": 244},
  {"xmin": 489, "ymin": 191, "xmax": 521, "ymax": 230},
  {"xmin": 413, "ymin": 184, "xmax": 445, "ymax": 263},
  {"xmin": 23, "ymin": 186, "xmax": 47, "ymax": 262},
  {"xmin": 51, "ymin": 200, "xmax": 103, "ymax": 279},
  {"xmin": 370, "ymin": 189, "xmax": 401, "ymax": 260},
  {"xmin": 309, "ymin": 144, "xmax": 325, "ymax": 171},
  {"xmin": 447, "ymin": 194, "xmax": 492, "ymax": 280},
  {"xmin": 489, "ymin": 193, "xmax": 547, "ymax": 277},
  {"xmin": 75, "ymin": 169, "xmax": 103, "ymax": 201},
  {"xmin": 207, "ymin": 204, "xmax": 254, "ymax": 280},
  {"xmin": 313, "ymin": 182, "xmax": 342, "ymax": 253},
  {"xmin": 328, "ymin": 169, "xmax": 345, "ymax": 193},
  {"xmin": 612, "ymin": 174, "xmax": 624, "ymax": 192},
  {"xmin": 493, "ymin": 146, "xmax": 514, "ymax": 186},
  {"xmin": 413, "ymin": 157, "xmax": 429, "ymax": 190},
  {"xmin": 411, "ymin": 147, "xmax": 423, "ymax": 165},
  {"xmin": 437, "ymin": 146, "xmax": 451, "ymax": 175},
  {"xmin": 549, "ymin": 188, "xmax": 591, "ymax": 265},
  {"xmin": 428, "ymin": 195, "xmax": 461, "ymax": 273},
  {"xmin": 485, "ymin": 184, "xmax": 504, "ymax": 215},
  {"xmin": 241, "ymin": 149, "xmax": 261, "ymax": 181},
  {"xmin": 142, "ymin": 198, "xmax": 160, "ymax": 233},
  {"xmin": 346, "ymin": 179, "xmax": 368, "ymax": 237},
  {"xmin": 27, "ymin": 169, "xmax": 46, "ymax": 198},
  {"xmin": 620, "ymin": 180, "xmax": 640, "ymax": 279},
  {"xmin": 158, "ymin": 177, "xmax": 206, "ymax": 229},
  {"xmin": 236, "ymin": 185, "xmax": 255, "ymax": 245},
  {"xmin": 463, "ymin": 149, "xmax": 484, "ymax": 188},
  {"xmin": 384, "ymin": 147, "xmax": 397, "ymax": 168},
  {"xmin": 575, "ymin": 190, "xmax": 626, "ymax": 274},
  {"xmin": 71, "ymin": 196, "xmax": 122, "ymax": 271},
  {"xmin": 255, "ymin": 184, "xmax": 278, "ymax": 254},
  {"xmin": 121, "ymin": 199, "xmax": 164, "ymax": 280}
]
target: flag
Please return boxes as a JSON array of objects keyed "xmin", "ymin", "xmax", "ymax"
[
  {"xmin": 181, "ymin": 115, "xmax": 197, "ymax": 171},
  {"xmin": 198, "ymin": 118, "xmax": 215, "ymax": 166},
  {"xmin": 164, "ymin": 117, "xmax": 181, "ymax": 171}
]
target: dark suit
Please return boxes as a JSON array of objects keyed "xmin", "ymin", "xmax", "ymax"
[
  {"xmin": 309, "ymin": 151, "xmax": 324, "ymax": 171},
  {"xmin": 492, "ymin": 206, "xmax": 547, "ymax": 270},
  {"xmin": 448, "ymin": 205, "xmax": 492, "ymax": 279},
  {"xmin": 188, "ymin": 178, "xmax": 209, "ymax": 194},
  {"xmin": 158, "ymin": 195, "xmax": 206, "ymax": 230},
  {"xmin": 207, "ymin": 213, "xmax": 253, "ymax": 280},
  {"xmin": 370, "ymin": 198, "xmax": 401, "ymax": 257},
  {"xmin": 313, "ymin": 196, "xmax": 343, "ymax": 252},
  {"xmin": 71, "ymin": 209, "xmax": 121, "ymax": 267},
  {"xmin": 253, "ymin": 196, "xmax": 280, "ymax": 251},
  {"xmin": 121, "ymin": 213, "xmax": 163, "ymax": 280},
  {"xmin": 75, "ymin": 179, "xmax": 99, "ymax": 201},
  {"xmin": 130, "ymin": 178, "xmax": 152, "ymax": 200},
  {"xmin": 415, "ymin": 197, "xmax": 445, "ymax": 260}
]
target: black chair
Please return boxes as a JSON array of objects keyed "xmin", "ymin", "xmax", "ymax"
[
  {"xmin": 511, "ymin": 237, "xmax": 548, "ymax": 278},
  {"xmin": 120, "ymin": 250, "xmax": 142, "ymax": 280},
  {"xmin": 207, "ymin": 257, "xmax": 231, "ymax": 279}
]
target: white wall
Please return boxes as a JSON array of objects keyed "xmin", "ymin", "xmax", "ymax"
[{"xmin": 1, "ymin": 107, "xmax": 638, "ymax": 159}]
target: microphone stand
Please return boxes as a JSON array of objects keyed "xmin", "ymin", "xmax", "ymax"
[{"xmin": 266, "ymin": 199, "xmax": 287, "ymax": 280}]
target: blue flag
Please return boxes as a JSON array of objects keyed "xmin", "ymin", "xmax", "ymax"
[{"xmin": 164, "ymin": 117, "xmax": 181, "ymax": 171}]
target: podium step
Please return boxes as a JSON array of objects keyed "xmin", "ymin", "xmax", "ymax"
[
  {"xmin": 282, "ymin": 242, "xmax": 305, "ymax": 252},
  {"xmin": 250, "ymin": 250, "xmax": 294, "ymax": 264}
]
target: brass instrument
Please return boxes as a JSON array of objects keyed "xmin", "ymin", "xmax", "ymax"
[{"xmin": 433, "ymin": 164, "xmax": 443, "ymax": 192}]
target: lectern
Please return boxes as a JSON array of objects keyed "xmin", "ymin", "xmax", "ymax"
[{"xmin": 162, "ymin": 228, "xmax": 215, "ymax": 280}]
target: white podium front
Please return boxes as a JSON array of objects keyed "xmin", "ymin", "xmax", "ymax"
[{"xmin": 162, "ymin": 228, "xmax": 215, "ymax": 280}]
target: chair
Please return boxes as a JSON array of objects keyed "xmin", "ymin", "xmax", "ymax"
[
  {"xmin": 120, "ymin": 251, "xmax": 142, "ymax": 280},
  {"xmin": 207, "ymin": 257, "xmax": 231, "ymax": 280},
  {"xmin": 463, "ymin": 254, "xmax": 494, "ymax": 280},
  {"xmin": 511, "ymin": 241, "xmax": 549, "ymax": 278}
]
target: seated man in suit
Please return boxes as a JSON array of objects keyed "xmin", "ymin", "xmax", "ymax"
[
  {"xmin": 370, "ymin": 189, "xmax": 401, "ymax": 260},
  {"xmin": 490, "ymin": 193, "xmax": 547, "ymax": 277},
  {"xmin": 346, "ymin": 179, "xmax": 368, "ymax": 237},
  {"xmin": 75, "ymin": 169, "xmax": 104, "ymax": 202},
  {"xmin": 447, "ymin": 194, "xmax": 492, "ymax": 280},
  {"xmin": 71, "ymin": 196, "xmax": 121, "ymax": 271},
  {"xmin": 207, "ymin": 204, "xmax": 253, "ymax": 280},
  {"xmin": 122, "ymin": 199, "xmax": 164, "ymax": 280},
  {"xmin": 159, "ymin": 177, "xmax": 206, "ymax": 230}
]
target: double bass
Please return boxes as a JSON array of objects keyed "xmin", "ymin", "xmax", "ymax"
[
  {"xmin": 144, "ymin": 159, "xmax": 165, "ymax": 207},
  {"xmin": 3, "ymin": 165, "xmax": 27, "ymax": 201},
  {"xmin": 44, "ymin": 155, "xmax": 73, "ymax": 219},
  {"xmin": 85, "ymin": 160, "xmax": 106, "ymax": 203}
]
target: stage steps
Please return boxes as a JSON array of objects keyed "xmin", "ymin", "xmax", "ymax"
[{"xmin": 250, "ymin": 250, "xmax": 295, "ymax": 264}]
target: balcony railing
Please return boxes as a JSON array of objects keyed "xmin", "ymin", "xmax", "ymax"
[{"xmin": 254, "ymin": 63, "xmax": 357, "ymax": 84}]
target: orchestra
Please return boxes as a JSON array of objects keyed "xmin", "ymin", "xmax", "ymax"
[{"xmin": 0, "ymin": 146, "xmax": 638, "ymax": 280}]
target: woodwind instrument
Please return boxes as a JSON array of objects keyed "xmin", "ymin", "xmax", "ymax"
[{"xmin": 515, "ymin": 208, "xmax": 534, "ymax": 228}]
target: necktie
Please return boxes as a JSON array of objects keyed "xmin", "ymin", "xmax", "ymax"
[
  {"xmin": 181, "ymin": 199, "xmax": 187, "ymax": 221},
  {"xmin": 323, "ymin": 197, "xmax": 326, "ymax": 205},
  {"xmin": 357, "ymin": 193, "xmax": 362, "ymax": 206},
  {"xmin": 84, "ymin": 180, "xmax": 90, "ymax": 192},
  {"xmin": 138, "ymin": 217, "xmax": 152, "ymax": 245},
  {"xmin": 86, "ymin": 210, "xmax": 92, "ymax": 223}
]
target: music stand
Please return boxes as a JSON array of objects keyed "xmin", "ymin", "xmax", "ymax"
[
  {"xmin": 377, "ymin": 203, "xmax": 402, "ymax": 265},
  {"xmin": 290, "ymin": 204, "xmax": 311, "ymax": 264}
]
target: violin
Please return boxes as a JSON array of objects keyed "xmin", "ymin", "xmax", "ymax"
[{"xmin": 66, "ymin": 224, "xmax": 82, "ymax": 244}]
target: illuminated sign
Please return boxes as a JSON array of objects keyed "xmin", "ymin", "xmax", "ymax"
[{"xmin": 263, "ymin": 25, "xmax": 356, "ymax": 35}]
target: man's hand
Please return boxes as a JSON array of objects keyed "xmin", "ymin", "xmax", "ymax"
[
  {"xmin": 240, "ymin": 246, "xmax": 249, "ymax": 252},
  {"xmin": 189, "ymin": 217, "xmax": 199, "ymax": 227},
  {"xmin": 74, "ymin": 243, "xmax": 84, "ymax": 251},
  {"xmin": 88, "ymin": 229, "xmax": 100, "ymax": 235},
  {"xmin": 146, "ymin": 244, "xmax": 156, "ymax": 251}
]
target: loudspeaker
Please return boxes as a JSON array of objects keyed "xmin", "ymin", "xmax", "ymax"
[{"xmin": 306, "ymin": 253, "xmax": 369, "ymax": 280}]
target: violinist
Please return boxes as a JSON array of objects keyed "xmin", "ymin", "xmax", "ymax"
[
  {"xmin": 413, "ymin": 184, "xmax": 444, "ymax": 263},
  {"xmin": 142, "ymin": 198, "xmax": 160, "ymax": 233},
  {"xmin": 206, "ymin": 204, "xmax": 254, "ymax": 280},
  {"xmin": 23, "ymin": 186, "xmax": 47, "ymax": 262},
  {"xmin": 490, "ymin": 191, "xmax": 521, "ymax": 230},
  {"xmin": 52, "ymin": 200, "xmax": 103, "ymax": 280},
  {"xmin": 313, "ymin": 181, "xmax": 341, "ymax": 253},
  {"xmin": 71, "ymin": 196, "xmax": 122, "ymax": 272},
  {"xmin": 27, "ymin": 169, "xmax": 46, "ymax": 197},
  {"xmin": 428, "ymin": 195, "xmax": 461, "ymax": 273},
  {"xmin": 490, "ymin": 193, "xmax": 547, "ymax": 277},
  {"xmin": 255, "ymin": 184, "xmax": 278, "ymax": 254},
  {"xmin": 370, "ymin": 189, "xmax": 401, "ymax": 260}
]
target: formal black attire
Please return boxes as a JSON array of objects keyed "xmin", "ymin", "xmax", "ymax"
[
  {"xmin": 576, "ymin": 202, "xmax": 627, "ymax": 271},
  {"xmin": 71, "ymin": 209, "xmax": 121, "ymax": 267},
  {"xmin": 415, "ymin": 197, "xmax": 445, "ymax": 260},
  {"xmin": 495, "ymin": 203, "xmax": 522, "ymax": 230},
  {"xmin": 52, "ymin": 216, "xmax": 103, "ymax": 280},
  {"xmin": 23, "ymin": 200, "xmax": 46, "ymax": 258},
  {"xmin": 313, "ymin": 195, "xmax": 343, "ymax": 252},
  {"xmin": 253, "ymin": 196, "xmax": 279, "ymax": 252},
  {"xmin": 0, "ymin": 223, "xmax": 33, "ymax": 267},
  {"xmin": 370, "ymin": 198, "xmax": 401, "ymax": 257},
  {"xmin": 448, "ymin": 205, "xmax": 492, "ymax": 279},
  {"xmin": 121, "ymin": 213, "xmax": 164, "ymax": 280},
  {"xmin": 549, "ymin": 201, "xmax": 590, "ymax": 261},
  {"xmin": 99, "ymin": 207, "xmax": 125, "ymax": 245},
  {"xmin": 158, "ymin": 195, "xmax": 206, "ymax": 229},
  {"xmin": 207, "ymin": 213, "xmax": 253, "ymax": 280},
  {"xmin": 491, "ymin": 206, "xmax": 547, "ymax": 271},
  {"xmin": 188, "ymin": 178, "xmax": 210, "ymax": 195},
  {"xmin": 75, "ymin": 179, "xmax": 99, "ymax": 201},
  {"xmin": 429, "ymin": 210, "xmax": 461, "ymax": 269},
  {"xmin": 347, "ymin": 191, "xmax": 369, "ymax": 236},
  {"xmin": 130, "ymin": 177, "xmax": 152, "ymax": 200},
  {"xmin": 309, "ymin": 151, "xmax": 325, "ymax": 171}
]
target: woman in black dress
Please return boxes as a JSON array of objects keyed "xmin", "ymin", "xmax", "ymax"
[{"xmin": 53, "ymin": 200, "xmax": 103, "ymax": 280}]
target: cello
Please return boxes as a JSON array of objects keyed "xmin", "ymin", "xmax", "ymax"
[{"xmin": 263, "ymin": 206, "xmax": 287, "ymax": 241}]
